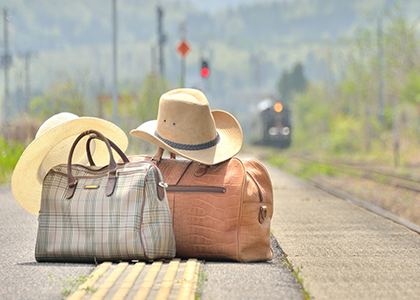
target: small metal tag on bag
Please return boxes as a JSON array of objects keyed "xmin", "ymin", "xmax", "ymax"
[{"xmin": 85, "ymin": 185, "xmax": 100, "ymax": 189}]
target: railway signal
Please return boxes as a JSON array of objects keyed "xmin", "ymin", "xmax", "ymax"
[
  {"xmin": 201, "ymin": 59, "xmax": 209, "ymax": 78},
  {"xmin": 176, "ymin": 38, "xmax": 191, "ymax": 87}
]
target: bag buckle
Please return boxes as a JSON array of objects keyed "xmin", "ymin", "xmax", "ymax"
[
  {"xmin": 259, "ymin": 205, "xmax": 268, "ymax": 224},
  {"xmin": 159, "ymin": 182, "xmax": 168, "ymax": 188}
]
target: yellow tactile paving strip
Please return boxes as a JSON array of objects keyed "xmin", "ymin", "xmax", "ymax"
[
  {"xmin": 69, "ymin": 259, "xmax": 202, "ymax": 300},
  {"xmin": 68, "ymin": 262, "xmax": 113, "ymax": 300},
  {"xmin": 113, "ymin": 263, "xmax": 145, "ymax": 300},
  {"xmin": 91, "ymin": 262, "xmax": 129, "ymax": 300},
  {"xmin": 155, "ymin": 259, "xmax": 180, "ymax": 299},
  {"xmin": 135, "ymin": 261, "xmax": 163, "ymax": 300},
  {"xmin": 177, "ymin": 259, "xmax": 197, "ymax": 300}
]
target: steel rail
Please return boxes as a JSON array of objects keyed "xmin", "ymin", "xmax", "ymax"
[
  {"xmin": 305, "ymin": 179, "xmax": 420, "ymax": 235},
  {"xmin": 291, "ymin": 155, "xmax": 420, "ymax": 193}
]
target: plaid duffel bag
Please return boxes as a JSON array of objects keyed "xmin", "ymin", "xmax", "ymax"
[{"xmin": 35, "ymin": 130, "xmax": 176, "ymax": 262}]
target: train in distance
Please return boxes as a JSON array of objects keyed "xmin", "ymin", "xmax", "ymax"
[{"xmin": 252, "ymin": 96, "xmax": 292, "ymax": 148}]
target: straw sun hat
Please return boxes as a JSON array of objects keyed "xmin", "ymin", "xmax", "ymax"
[
  {"xmin": 130, "ymin": 88, "xmax": 243, "ymax": 165},
  {"xmin": 11, "ymin": 112, "xmax": 128, "ymax": 215}
]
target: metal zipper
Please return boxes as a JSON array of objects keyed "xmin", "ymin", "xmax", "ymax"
[{"xmin": 166, "ymin": 185, "xmax": 226, "ymax": 194}]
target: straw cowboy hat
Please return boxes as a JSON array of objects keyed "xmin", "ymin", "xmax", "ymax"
[
  {"xmin": 11, "ymin": 112, "xmax": 128, "ymax": 215},
  {"xmin": 130, "ymin": 88, "xmax": 243, "ymax": 165}
]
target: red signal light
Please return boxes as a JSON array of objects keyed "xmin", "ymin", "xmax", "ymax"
[{"xmin": 201, "ymin": 67, "xmax": 209, "ymax": 78}]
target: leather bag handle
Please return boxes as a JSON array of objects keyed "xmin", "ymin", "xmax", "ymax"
[
  {"xmin": 152, "ymin": 147, "xmax": 176, "ymax": 165},
  {"xmin": 66, "ymin": 130, "xmax": 118, "ymax": 199},
  {"xmin": 85, "ymin": 136, "xmax": 129, "ymax": 166}
]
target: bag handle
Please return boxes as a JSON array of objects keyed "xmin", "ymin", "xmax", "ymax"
[
  {"xmin": 85, "ymin": 136, "xmax": 130, "ymax": 166},
  {"xmin": 152, "ymin": 147, "xmax": 176, "ymax": 165},
  {"xmin": 66, "ymin": 130, "xmax": 118, "ymax": 199}
]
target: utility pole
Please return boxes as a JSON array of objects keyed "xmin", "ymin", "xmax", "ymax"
[
  {"xmin": 24, "ymin": 52, "xmax": 31, "ymax": 111},
  {"xmin": 392, "ymin": 93, "xmax": 400, "ymax": 167},
  {"xmin": 251, "ymin": 54, "xmax": 261, "ymax": 91},
  {"xmin": 151, "ymin": 45, "xmax": 156, "ymax": 75},
  {"xmin": 378, "ymin": 17, "xmax": 385, "ymax": 125},
  {"xmin": 19, "ymin": 51, "xmax": 35, "ymax": 113},
  {"xmin": 2, "ymin": 7, "xmax": 10, "ymax": 124},
  {"xmin": 179, "ymin": 22, "xmax": 187, "ymax": 87},
  {"xmin": 157, "ymin": 6, "xmax": 166, "ymax": 77},
  {"xmin": 112, "ymin": 0, "xmax": 118, "ymax": 124}
]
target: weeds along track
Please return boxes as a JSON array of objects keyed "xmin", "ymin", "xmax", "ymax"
[
  {"xmin": 306, "ymin": 177, "xmax": 420, "ymax": 235},
  {"xmin": 244, "ymin": 147, "xmax": 420, "ymax": 228},
  {"xmin": 288, "ymin": 154, "xmax": 420, "ymax": 234},
  {"xmin": 291, "ymin": 154, "xmax": 420, "ymax": 193}
]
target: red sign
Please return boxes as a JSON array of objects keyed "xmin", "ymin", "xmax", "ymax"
[{"xmin": 177, "ymin": 39, "xmax": 191, "ymax": 58}]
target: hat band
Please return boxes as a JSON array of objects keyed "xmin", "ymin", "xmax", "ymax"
[{"xmin": 155, "ymin": 131, "xmax": 220, "ymax": 151}]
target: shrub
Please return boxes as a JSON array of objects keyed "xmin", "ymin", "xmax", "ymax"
[{"xmin": 0, "ymin": 138, "xmax": 25, "ymax": 184}]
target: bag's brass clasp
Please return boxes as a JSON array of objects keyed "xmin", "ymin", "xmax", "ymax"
[
  {"xmin": 259, "ymin": 205, "xmax": 268, "ymax": 224},
  {"xmin": 159, "ymin": 182, "xmax": 168, "ymax": 188}
]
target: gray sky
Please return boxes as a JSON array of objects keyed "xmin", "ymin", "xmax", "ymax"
[{"xmin": 180, "ymin": 0, "xmax": 285, "ymax": 13}]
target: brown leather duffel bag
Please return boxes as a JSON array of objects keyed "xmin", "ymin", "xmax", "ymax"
[{"xmin": 128, "ymin": 148, "xmax": 274, "ymax": 262}]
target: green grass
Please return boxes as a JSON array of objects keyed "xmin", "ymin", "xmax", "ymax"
[
  {"xmin": 294, "ymin": 162, "xmax": 338, "ymax": 180},
  {"xmin": 48, "ymin": 273, "xmax": 98, "ymax": 296},
  {"xmin": 194, "ymin": 267, "xmax": 208, "ymax": 300},
  {"xmin": 0, "ymin": 137, "xmax": 25, "ymax": 185},
  {"xmin": 282, "ymin": 258, "xmax": 311, "ymax": 300},
  {"xmin": 266, "ymin": 155, "xmax": 290, "ymax": 169},
  {"xmin": 267, "ymin": 154, "xmax": 339, "ymax": 180}
]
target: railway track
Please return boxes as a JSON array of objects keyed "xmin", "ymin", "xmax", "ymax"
[
  {"xmin": 264, "ymin": 152, "xmax": 420, "ymax": 235},
  {"xmin": 305, "ymin": 178, "xmax": 420, "ymax": 235},
  {"xmin": 291, "ymin": 155, "xmax": 420, "ymax": 193},
  {"xmin": 246, "ymin": 148, "xmax": 420, "ymax": 233}
]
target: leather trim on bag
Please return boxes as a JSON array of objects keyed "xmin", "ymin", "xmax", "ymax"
[
  {"xmin": 152, "ymin": 167, "xmax": 166, "ymax": 201},
  {"xmin": 151, "ymin": 147, "xmax": 165, "ymax": 165},
  {"xmin": 166, "ymin": 186, "xmax": 226, "ymax": 193},
  {"xmin": 66, "ymin": 130, "xmax": 118, "ymax": 198},
  {"xmin": 139, "ymin": 168, "xmax": 151, "ymax": 261},
  {"xmin": 106, "ymin": 175, "xmax": 117, "ymax": 196},
  {"xmin": 65, "ymin": 180, "xmax": 77, "ymax": 199},
  {"xmin": 86, "ymin": 136, "xmax": 130, "ymax": 166},
  {"xmin": 143, "ymin": 162, "xmax": 166, "ymax": 201}
]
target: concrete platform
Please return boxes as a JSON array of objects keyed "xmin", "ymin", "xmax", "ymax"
[
  {"xmin": 266, "ymin": 163, "xmax": 420, "ymax": 299},
  {"xmin": 5, "ymin": 159, "xmax": 420, "ymax": 299}
]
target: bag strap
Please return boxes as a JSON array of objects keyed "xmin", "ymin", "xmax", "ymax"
[
  {"xmin": 85, "ymin": 136, "xmax": 129, "ymax": 166},
  {"xmin": 66, "ymin": 130, "xmax": 118, "ymax": 199},
  {"xmin": 87, "ymin": 135, "xmax": 167, "ymax": 201},
  {"xmin": 152, "ymin": 147, "xmax": 176, "ymax": 165}
]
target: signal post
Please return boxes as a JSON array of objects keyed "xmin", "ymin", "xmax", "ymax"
[{"xmin": 176, "ymin": 39, "xmax": 191, "ymax": 88}]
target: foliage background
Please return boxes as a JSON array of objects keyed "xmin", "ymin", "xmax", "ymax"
[
  {"xmin": 290, "ymin": 5, "xmax": 420, "ymax": 166},
  {"xmin": 2, "ymin": 0, "xmax": 420, "ymax": 184}
]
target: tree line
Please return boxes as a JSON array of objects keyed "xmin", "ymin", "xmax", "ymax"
[{"xmin": 286, "ymin": 5, "xmax": 420, "ymax": 166}]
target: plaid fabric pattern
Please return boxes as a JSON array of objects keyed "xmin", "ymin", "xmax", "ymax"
[{"xmin": 35, "ymin": 163, "xmax": 176, "ymax": 262}]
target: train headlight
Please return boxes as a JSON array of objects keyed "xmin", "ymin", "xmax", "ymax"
[
  {"xmin": 268, "ymin": 127, "xmax": 279, "ymax": 136},
  {"xmin": 282, "ymin": 127, "xmax": 290, "ymax": 135},
  {"xmin": 274, "ymin": 102, "xmax": 283, "ymax": 113}
]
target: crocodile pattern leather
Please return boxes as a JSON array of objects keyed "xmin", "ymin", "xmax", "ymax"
[{"xmin": 128, "ymin": 155, "xmax": 273, "ymax": 262}]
